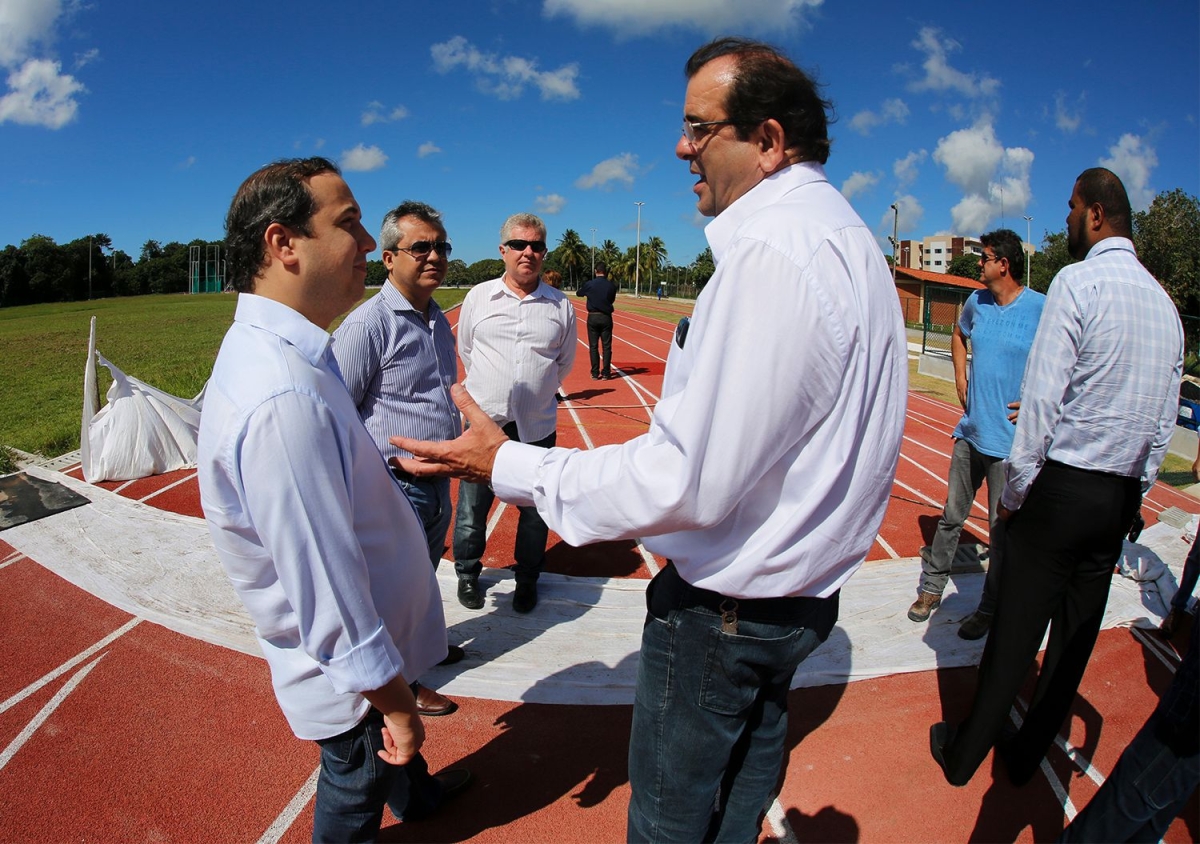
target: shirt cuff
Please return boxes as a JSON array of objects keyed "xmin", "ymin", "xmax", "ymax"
[
  {"xmin": 320, "ymin": 621, "xmax": 405, "ymax": 695},
  {"xmin": 492, "ymin": 440, "xmax": 542, "ymax": 507}
]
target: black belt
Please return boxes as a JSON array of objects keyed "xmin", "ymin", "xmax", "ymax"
[{"xmin": 649, "ymin": 562, "xmax": 838, "ymax": 635}]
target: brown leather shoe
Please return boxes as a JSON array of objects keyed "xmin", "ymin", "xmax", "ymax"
[
  {"xmin": 414, "ymin": 683, "xmax": 458, "ymax": 717},
  {"xmin": 907, "ymin": 591, "xmax": 942, "ymax": 622}
]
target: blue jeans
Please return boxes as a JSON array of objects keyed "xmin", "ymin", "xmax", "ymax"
[
  {"xmin": 312, "ymin": 709, "xmax": 443, "ymax": 843},
  {"xmin": 627, "ymin": 567, "xmax": 835, "ymax": 844},
  {"xmin": 398, "ymin": 476, "xmax": 451, "ymax": 568},
  {"xmin": 452, "ymin": 424, "xmax": 555, "ymax": 584},
  {"xmin": 921, "ymin": 438, "xmax": 1006, "ymax": 615},
  {"xmin": 1058, "ymin": 711, "xmax": 1199, "ymax": 843}
]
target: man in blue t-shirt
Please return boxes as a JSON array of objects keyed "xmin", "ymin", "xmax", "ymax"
[{"xmin": 908, "ymin": 229, "xmax": 1045, "ymax": 639}]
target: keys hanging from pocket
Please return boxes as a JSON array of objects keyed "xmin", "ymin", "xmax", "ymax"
[{"xmin": 719, "ymin": 599, "xmax": 739, "ymax": 635}]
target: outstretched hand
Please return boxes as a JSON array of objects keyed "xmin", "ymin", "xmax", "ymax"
[{"xmin": 390, "ymin": 384, "xmax": 507, "ymax": 485}]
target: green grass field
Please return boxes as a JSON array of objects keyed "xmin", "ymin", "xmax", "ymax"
[{"xmin": 0, "ymin": 287, "xmax": 468, "ymax": 458}]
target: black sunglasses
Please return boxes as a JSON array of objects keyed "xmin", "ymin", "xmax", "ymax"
[
  {"xmin": 396, "ymin": 240, "xmax": 452, "ymax": 258},
  {"xmin": 503, "ymin": 239, "xmax": 548, "ymax": 254}
]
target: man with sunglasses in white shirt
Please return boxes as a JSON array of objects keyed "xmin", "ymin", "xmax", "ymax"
[
  {"xmin": 451, "ymin": 213, "xmax": 576, "ymax": 614},
  {"xmin": 333, "ymin": 201, "xmax": 464, "ymax": 718}
]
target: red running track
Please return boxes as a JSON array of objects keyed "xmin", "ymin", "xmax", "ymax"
[{"xmin": 1, "ymin": 297, "xmax": 1196, "ymax": 842}]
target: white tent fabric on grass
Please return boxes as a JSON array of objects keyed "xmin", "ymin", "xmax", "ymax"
[{"xmin": 80, "ymin": 316, "xmax": 206, "ymax": 483}]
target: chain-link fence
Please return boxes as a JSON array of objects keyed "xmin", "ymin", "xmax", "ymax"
[{"xmin": 920, "ymin": 284, "xmax": 974, "ymax": 356}]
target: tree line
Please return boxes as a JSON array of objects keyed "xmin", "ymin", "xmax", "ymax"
[{"xmin": 3, "ymin": 188, "xmax": 1193, "ymax": 310}]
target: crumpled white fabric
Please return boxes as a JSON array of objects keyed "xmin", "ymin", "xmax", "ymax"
[{"xmin": 80, "ymin": 316, "xmax": 206, "ymax": 482}]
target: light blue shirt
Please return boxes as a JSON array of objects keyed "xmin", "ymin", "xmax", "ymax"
[
  {"xmin": 332, "ymin": 282, "xmax": 461, "ymax": 460},
  {"xmin": 953, "ymin": 286, "xmax": 1045, "ymax": 458},
  {"xmin": 1002, "ymin": 237, "xmax": 1184, "ymax": 510},
  {"xmin": 197, "ymin": 294, "xmax": 447, "ymax": 740}
]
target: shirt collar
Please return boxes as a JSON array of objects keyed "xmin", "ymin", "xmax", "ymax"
[
  {"xmin": 1085, "ymin": 236, "xmax": 1137, "ymax": 261},
  {"xmin": 487, "ymin": 274, "xmax": 550, "ymax": 301},
  {"xmin": 379, "ymin": 280, "xmax": 443, "ymax": 319},
  {"xmin": 233, "ymin": 292, "xmax": 332, "ymax": 366},
  {"xmin": 704, "ymin": 161, "xmax": 828, "ymax": 263}
]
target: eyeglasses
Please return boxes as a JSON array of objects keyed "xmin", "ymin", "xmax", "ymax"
[
  {"xmin": 395, "ymin": 240, "xmax": 452, "ymax": 258},
  {"xmin": 979, "ymin": 254, "xmax": 1002, "ymax": 264},
  {"xmin": 682, "ymin": 119, "xmax": 737, "ymax": 144},
  {"xmin": 503, "ymin": 239, "xmax": 547, "ymax": 254}
]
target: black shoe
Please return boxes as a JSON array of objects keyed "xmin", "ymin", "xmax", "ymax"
[
  {"xmin": 513, "ymin": 582, "xmax": 538, "ymax": 614},
  {"xmin": 930, "ymin": 722, "xmax": 967, "ymax": 787},
  {"xmin": 438, "ymin": 644, "xmax": 465, "ymax": 665},
  {"xmin": 434, "ymin": 768, "xmax": 472, "ymax": 800},
  {"xmin": 591, "ymin": 372, "xmax": 601, "ymax": 380},
  {"xmin": 457, "ymin": 577, "xmax": 484, "ymax": 610}
]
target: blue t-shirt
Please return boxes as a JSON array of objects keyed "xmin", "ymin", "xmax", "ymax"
[{"xmin": 952, "ymin": 286, "xmax": 1046, "ymax": 458}]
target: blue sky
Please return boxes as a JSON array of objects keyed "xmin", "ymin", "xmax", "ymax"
[{"xmin": 1, "ymin": 0, "xmax": 1197, "ymax": 274}]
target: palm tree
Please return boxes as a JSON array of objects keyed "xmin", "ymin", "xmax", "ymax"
[
  {"xmin": 555, "ymin": 229, "xmax": 588, "ymax": 288},
  {"xmin": 643, "ymin": 236, "xmax": 668, "ymax": 289}
]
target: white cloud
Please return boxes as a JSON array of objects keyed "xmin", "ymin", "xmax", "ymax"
[
  {"xmin": 1100, "ymin": 133, "xmax": 1158, "ymax": 210},
  {"xmin": 535, "ymin": 193, "xmax": 567, "ymax": 214},
  {"xmin": 1053, "ymin": 91, "xmax": 1083, "ymax": 134},
  {"xmin": 575, "ymin": 153, "xmax": 640, "ymax": 190},
  {"xmin": 849, "ymin": 98, "xmax": 909, "ymax": 136},
  {"xmin": 907, "ymin": 27, "xmax": 1000, "ymax": 99},
  {"xmin": 543, "ymin": 0, "xmax": 821, "ymax": 37},
  {"xmin": 340, "ymin": 144, "xmax": 388, "ymax": 172},
  {"xmin": 890, "ymin": 194, "xmax": 924, "ymax": 236},
  {"xmin": 0, "ymin": 58, "xmax": 84, "ymax": 129},
  {"xmin": 0, "ymin": 0, "xmax": 88, "ymax": 130},
  {"xmin": 177, "ymin": 155, "xmax": 196, "ymax": 170},
  {"xmin": 361, "ymin": 102, "xmax": 409, "ymax": 126},
  {"xmin": 417, "ymin": 141, "xmax": 442, "ymax": 158},
  {"xmin": 893, "ymin": 149, "xmax": 927, "ymax": 187},
  {"xmin": 841, "ymin": 170, "xmax": 880, "ymax": 200},
  {"xmin": 933, "ymin": 119, "xmax": 1034, "ymax": 233},
  {"xmin": 431, "ymin": 36, "xmax": 580, "ymax": 101},
  {"xmin": 74, "ymin": 47, "xmax": 98, "ymax": 70}
]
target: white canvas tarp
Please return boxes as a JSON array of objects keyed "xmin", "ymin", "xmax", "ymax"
[{"xmin": 80, "ymin": 316, "xmax": 206, "ymax": 483}]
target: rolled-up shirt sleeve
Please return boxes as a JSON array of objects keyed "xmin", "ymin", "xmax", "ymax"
[{"xmin": 238, "ymin": 389, "xmax": 405, "ymax": 694}]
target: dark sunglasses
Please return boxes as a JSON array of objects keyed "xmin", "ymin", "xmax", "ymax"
[
  {"xmin": 503, "ymin": 239, "xmax": 548, "ymax": 254},
  {"xmin": 396, "ymin": 240, "xmax": 452, "ymax": 258}
]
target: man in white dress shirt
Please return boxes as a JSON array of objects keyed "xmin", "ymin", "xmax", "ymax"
[
  {"xmin": 197, "ymin": 158, "xmax": 469, "ymax": 841},
  {"xmin": 931, "ymin": 168, "xmax": 1184, "ymax": 789},
  {"xmin": 451, "ymin": 213, "xmax": 576, "ymax": 614},
  {"xmin": 393, "ymin": 38, "xmax": 907, "ymax": 843}
]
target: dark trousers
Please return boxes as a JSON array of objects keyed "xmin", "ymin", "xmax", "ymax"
[
  {"xmin": 452, "ymin": 422, "xmax": 555, "ymax": 583},
  {"xmin": 586, "ymin": 311, "xmax": 613, "ymax": 377},
  {"xmin": 943, "ymin": 461, "xmax": 1141, "ymax": 785}
]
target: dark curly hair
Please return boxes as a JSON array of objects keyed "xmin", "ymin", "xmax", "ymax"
[
  {"xmin": 224, "ymin": 157, "xmax": 340, "ymax": 293},
  {"xmin": 685, "ymin": 37, "xmax": 834, "ymax": 165},
  {"xmin": 980, "ymin": 228, "xmax": 1026, "ymax": 284}
]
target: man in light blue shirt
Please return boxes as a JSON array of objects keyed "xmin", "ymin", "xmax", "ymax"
[
  {"xmin": 933, "ymin": 167, "xmax": 1184, "ymax": 789},
  {"xmin": 908, "ymin": 229, "xmax": 1044, "ymax": 640},
  {"xmin": 333, "ymin": 201, "xmax": 464, "ymax": 717},
  {"xmin": 198, "ymin": 159, "xmax": 469, "ymax": 840}
]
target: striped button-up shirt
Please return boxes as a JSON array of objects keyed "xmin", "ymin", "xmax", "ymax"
[
  {"xmin": 457, "ymin": 276, "xmax": 576, "ymax": 443},
  {"xmin": 331, "ymin": 282, "xmax": 461, "ymax": 460},
  {"xmin": 1002, "ymin": 237, "xmax": 1183, "ymax": 510}
]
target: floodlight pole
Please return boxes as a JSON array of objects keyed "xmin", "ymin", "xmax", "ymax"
[
  {"xmin": 1023, "ymin": 215, "xmax": 1033, "ymax": 286},
  {"xmin": 890, "ymin": 203, "xmax": 899, "ymax": 285},
  {"xmin": 634, "ymin": 202, "xmax": 644, "ymax": 298},
  {"xmin": 88, "ymin": 235, "xmax": 93, "ymax": 300},
  {"xmin": 590, "ymin": 228, "xmax": 596, "ymax": 278}
]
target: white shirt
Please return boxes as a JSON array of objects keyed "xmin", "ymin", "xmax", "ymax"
[
  {"xmin": 197, "ymin": 294, "xmax": 446, "ymax": 740},
  {"xmin": 493, "ymin": 162, "xmax": 908, "ymax": 599},
  {"xmin": 457, "ymin": 276, "xmax": 577, "ymax": 442},
  {"xmin": 1002, "ymin": 237, "xmax": 1183, "ymax": 510}
]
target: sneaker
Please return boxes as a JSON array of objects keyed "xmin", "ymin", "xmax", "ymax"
[
  {"xmin": 907, "ymin": 592, "xmax": 942, "ymax": 622},
  {"xmin": 958, "ymin": 610, "xmax": 993, "ymax": 641}
]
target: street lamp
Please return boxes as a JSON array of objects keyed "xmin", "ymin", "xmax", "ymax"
[
  {"xmin": 590, "ymin": 227, "xmax": 596, "ymax": 278},
  {"xmin": 890, "ymin": 203, "xmax": 899, "ymax": 284},
  {"xmin": 88, "ymin": 235, "xmax": 93, "ymax": 300},
  {"xmin": 1022, "ymin": 215, "xmax": 1033, "ymax": 286},
  {"xmin": 634, "ymin": 202, "xmax": 644, "ymax": 298}
]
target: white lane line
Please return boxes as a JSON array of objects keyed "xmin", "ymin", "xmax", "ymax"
[
  {"xmin": 635, "ymin": 541, "xmax": 660, "ymax": 576},
  {"xmin": 113, "ymin": 478, "xmax": 138, "ymax": 494},
  {"xmin": 1005, "ymin": 705, "xmax": 1079, "ymax": 819},
  {"xmin": 0, "ymin": 652, "xmax": 107, "ymax": 773},
  {"xmin": 138, "ymin": 470, "xmax": 198, "ymax": 503},
  {"xmin": 257, "ymin": 765, "xmax": 321, "ymax": 844},
  {"xmin": 1132, "ymin": 627, "xmax": 1179, "ymax": 674},
  {"xmin": 1011, "ymin": 698, "xmax": 1106, "ymax": 790},
  {"xmin": 765, "ymin": 798, "xmax": 799, "ymax": 844},
  {"xmin": 875, "ymin": 534, "xmax": 901, "ymax": 559},
  {"xmin": 486, "ymin": 501, "xmax": 507, "ymax": 538},
  {"xmin": 0, "ymin": 617, "xmax": 142, "ymax": 716},
  {"xmin": 0, "ymin": 552, "xmax": 27, "ymax": 571},
  {"xmin": 562, "ymin": 394, "xmax": 597, "ymax": 451},
  {"xmin": 897, "ymin": 451, "xmax": 989, "ymax": 519}
]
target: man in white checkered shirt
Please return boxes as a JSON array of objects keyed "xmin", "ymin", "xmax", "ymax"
[{"xmin": 933, "ymin": 167, "xmax": 1185, "ymax": 789}]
